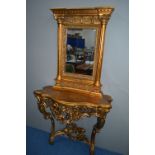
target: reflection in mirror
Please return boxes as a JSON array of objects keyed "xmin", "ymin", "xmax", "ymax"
[{"xmin": 65, "ymin": 28, "xmax": 96, "ymax": 76}]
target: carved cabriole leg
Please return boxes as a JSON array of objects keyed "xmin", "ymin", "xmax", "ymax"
[
  {"xmin": 35, "ymin": 95, "xmax": 56, "ymax": 144},
  {"xmin": 90, "ymin": 114, "xmax": 107, "ymax": 155},
  {"xmin": 34, "ymin": 94, "xmax": 111, "ymax": 155},
  {"xmin": 49, "ymin": 116, "xmax": 55, "ymax": 144}
]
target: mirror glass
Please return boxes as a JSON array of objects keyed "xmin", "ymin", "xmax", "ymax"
[{"xmin": 65, "ymin": 28, "xmax": 96, "ymax": 76}]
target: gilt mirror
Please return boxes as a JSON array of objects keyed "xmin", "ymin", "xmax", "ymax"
[{"xmin": 51, "ymin": 7, "xmax": 114, "ymax": 95}]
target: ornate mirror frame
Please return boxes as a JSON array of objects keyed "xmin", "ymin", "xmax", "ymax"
[{"xmin": 51, "ymin": 7, "xmax": 114, "ymax": 96}]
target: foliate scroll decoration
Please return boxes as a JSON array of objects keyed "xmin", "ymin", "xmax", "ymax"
[
  {"xmin": 35, "ymin": 95, "xmax": 53, "ymax": 120},
  {"xmin": 34, "ymin": 92, "xmax": 110, "ymax": 155},
  {"xmin": 50, "ymin": 101, "xmax": 107, "ymax": 124},
  {"xmin": 34, "ymin": 94, "xmax": 108, "ymax": 125},
  {"xmin": 65, "ymin": 123, "xmax": 88, "ymax": 142},
  {"xmin": 55, "ymin": 123, "xmax": 90, "ymax": 144}
]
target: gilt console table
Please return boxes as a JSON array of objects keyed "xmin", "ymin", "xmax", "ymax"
[{"xmin": 34, "ymin": 7, "xmax": 114, "ymax": 155}]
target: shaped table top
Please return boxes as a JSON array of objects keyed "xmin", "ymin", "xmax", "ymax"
[{"xmin": 34, "ymin": 86, "xmax": 112, "ymax": 109}]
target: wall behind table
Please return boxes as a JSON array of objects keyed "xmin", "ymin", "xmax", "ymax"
[{"xmin": 27, "ymin": 0, "xmax": 129, "ymax": 154}]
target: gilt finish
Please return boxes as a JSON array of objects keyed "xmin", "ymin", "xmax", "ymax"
[
  {"xmin": 51, "ymin": 7, "xmax": 114, "ymax": 96},
  {"xmin": 34, "ymin": 7, "xmax": 114, "ymax": 155},
  {"xmin": 34, "ymin": 85, "xmax": 112, "ymax": 155}
]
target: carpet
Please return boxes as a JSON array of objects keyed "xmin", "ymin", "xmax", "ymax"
[{"xmin": 26, "ymin": 126, "xmax": 121, "ymax": 155}]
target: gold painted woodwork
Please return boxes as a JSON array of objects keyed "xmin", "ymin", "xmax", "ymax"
[
  {"xmin": 34, "ymin": 86, "xmax": 112, "ymax": 155},
  {"xmin": 51, "ymin": 7, "xmax": 114, "ymax": 96},
  {"xmin": 34, "ymin": 7, "xmax": 114, "ymax": 155}
]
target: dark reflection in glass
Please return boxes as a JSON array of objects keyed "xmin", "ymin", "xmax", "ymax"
[{"xmin": 65, "ymin": 28, "xmax": 96, "ymax": 76}]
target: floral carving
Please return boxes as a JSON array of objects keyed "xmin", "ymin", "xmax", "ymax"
[
  {"xmin": 50, "ymin": 101, "xmax": 107, "ymax": 124},
  {"xmin": 34, "ymin": 91, "xmax": 111, "ymax": 155}
]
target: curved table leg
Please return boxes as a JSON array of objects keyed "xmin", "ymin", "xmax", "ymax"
[
  {"xmin": 49, "ymin": 116, "xmax": 55, "ymax": 144},
  {"xmin": 35, "ymin": 95, "xmax": 56, "ymax": 144},
  {"xmin": 90, "ymin": 116, "xmax": 106, "ymax": 155},
  {"xmin": 35, "ymin": 93, "xmax": 110, "ymax": 155}
]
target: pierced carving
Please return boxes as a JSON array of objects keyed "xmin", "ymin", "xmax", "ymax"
[
  {"xmin": 54, "ymin": 123, "xmax": 90, "ymax": 144},
  {"xmin": 35, "ymin": 95, "xmax": 52, "ymax": 119},
  {"xmin": 50, "ymin": 100, "xmax": 107, "ymax": 124},
  {"xmin": 34, "ymin": 90, "xmax": 110, "ymax": 155},
  {"xmin": 34, "ymin": 94, "xmax": 56, "ymax": 144}
]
